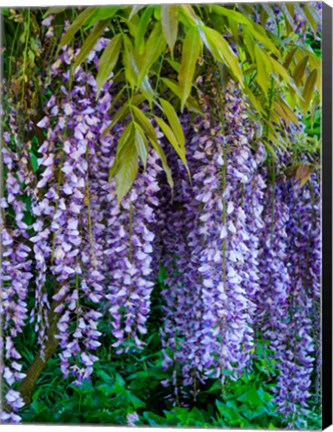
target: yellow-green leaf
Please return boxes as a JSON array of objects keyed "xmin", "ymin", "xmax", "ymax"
[
  {"xmin": 154, "ymin": 116, "xmax": 180, "ymax": 154},
  {"xmin": 276, "ymin": 97, "xmax": 299, "ymax": 124},
  {"xmin": 161, "ymin": 5, "xmax": 178, "ymax": 53},
  {"xmin": 116, "ymin": 137, "xmax": 138, "ymax": 204},
  {"xmin": 109, "ymin": 122, "xmax": 133, "ymax": 181},
  {"xmin": 244, "ymin": 87, "xmax": 264, "ymax": 114},
  {"xmin": 202, "ymin": 26, "xmax": 243, "ymax": 85},
  {"xmin": 302, "ymin": 69, "xmax": 318, "ymax": 112},
  {"xmin": 132, "ymin": 106, "xmax": 173, "ymax": 189},
  {"xmin": 243, "ymin": 28, "xmax": 255, "ymax": 62},
  {"xmin": 96, "ymin": 34, "xmax": 122, "ymax": 96},
  {"xmin": 137, "ymin": 22, "xmax": 166, "ymax": 86},
  {"xmin": 44, "ymin": 7, "xmax": 66, "ymax": 16},
  {"xmin": 84, "ymin": 7, "xmax": 123, "ymax": 28},
  {"xmin": 303, "ymin": 4, "xmax": 319, "ymax": 35},
  {"xmin": 254, "ymin": 45, "xmax": 270, "ymax": 95},
  {"xmin": 60, "ymin": 7, "xmax": 96, "ymax": 48},
  {"xmin": 212, "ymin": 5, "xmax": 253, "ymax": 27},
  {"xmin": 73, "ymin": 20, "xmax": 109, "ymax": 70},
  {"xmin": 179, "ymin": 26, "xmax": 202, "ymax": 110},
  {"xmin": 249, "ymin": 23, "xmax": 279, "ymax": 56},
  {"xmin": 154, "ymin": 115, "xmax": 189, "ymax": 177},
  {"xmin": 269, "ymin": 57, "xmax": 291, "ymax": 84},
  {"xmin": 161, "ymin": 78, "xmax": 203, "ymax": 114},
  {"xmin": 166, "ymin": 59, "xmax": 181, "ymax": 73},
  {"xmin": 159, "ymin": 98, "xmax": 185, "ymax": 149},
  {"xmin": 123, "ymin": 35, "xmax": 138, "ymax": 89},
  {"xmin": 103, "ymin": 103, "xmax": 129, "ymax": 137},
  {"xmin": 293, "ymin": 55, "xmax": 309, "ymax": 86},
  {"xmin": 135, "ymin": 6, "xmax": 153, "ymax": 53},
  {"xmin": 133, "ymin": 122, "xmax": 148, "ymax": 169},
  {"xmin": 179, "ymin": 4, "xmax": 200, "ymax": 26},
  {"xmin": 283, "ymin": 47, "xmax": 298, "ymax": 69},
  {"xmin": 129, "ymin": 5, "xmax": 145, "ymax": 20}
]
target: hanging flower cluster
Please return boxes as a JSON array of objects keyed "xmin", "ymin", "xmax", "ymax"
[
  {"xmin": 158, "ymin": 82, "xmax": 268, "ymax": 403},
  {"xmin": 155, "ymin": 80, "xmax": 321, "ymax": 425},
  {"xmin": 1, "ymin": 25, "xmax": 321, "ymax": 428},
  {"xmin": 268, "ymin": 173, "xmax": 320, "ymax": 428},
  {"xmin": 1, "ymin": 125, "xmax": 33, "ymax": 422},
  {"xmin": 27, "ymin": 33, "xmax": 161, "ymax": 383}
]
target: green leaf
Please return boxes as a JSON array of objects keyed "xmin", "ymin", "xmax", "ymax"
[
  {"xmin": 132, "ymin": 106, "xmax": 173, "ymax": 189},
  {"xmin": 269, "ymin": 57, "xmax": 291, "ymax": 84},
  {"xmin": 119, "ymin": 16, "xmax": 138, "ymax": 39},
  {"xmin": 154, "ymin": 115, "xmax": 187, "ymax": 168},
  {"xmin": 242, "ymin": 29, "xmax": 255, "ymax": 61},
  {"xmin": 129, "ymin": 5, "xmax": 145, "ymax": 20},
  {"xmin": 96, "ymin": 34, "xmax": 122, "ymax": 96},
  {"xmin": 274, "ymin": 97, "xmax": 299, "ymax": 124},
  {"xmin": 123, "ymin": 35, "xmax": 138, "ymax": 89},
  {"xmin": 228, "ymin": 17, "xmax": 240, "ymax": 45},
  {"xmin": 135, "ymin": 6, "xmax": 153, "ymax": 53},
  {"xmin": 241, "ymin": 404, "xmax": 266, "ymax": 421},
  {"xmin": 84, "ymin": 6, "xmax": 123, "ymax": 28},
  {"xmin": 143, "ymin": 411, "xmax": 165, "ymax": 426},
  {"xmin": 201, "ymin": 26, "xmax": 243, "ymax": 85},
  {"xmin": 115, "ymin": 133, "xmax": 138, "ymax": 204},
  {"xmin": 179, "ymin": 4, "xmax": 200, "ymax": 26},
  {"xmin": 303, "ymin": 4, "xmax": 319, "ymax": 35},
  {"xmin": 302, "ymin": 69, "xmax": 318, "ymax": 112},
  {"xmin": 137, "ymin": 22, "xmax": 166, "ymax": 87},
  {"xmin": 283, "ymin": 46, "xmax": 298, "ymax": 69},
  {"xmin": 212, "ymin": 5, "xmax": 253, "ymax": 26},
  {"xmin": 293, "ymin": 55, "xmax": 309, "ymax": 86},
  {"xmin": 73, "ymin": 20, "xmax": 109, "ymax": 70},
  {"xmin": 254, "ymin": 45, "xmax": 270, "ymax": 95},
  {"xmin": 44, "ymin": 7, "xmax": 66, "ymax": 17},
  {"xmin": 107, "ymin": 87, "xmax": 126, "ymax": 116},
  {"xmin": 128, "ymin": 393, "xmax": 145, "ymax": 409},
  {"xmin": 59, "ymin": 7, "xmax": 96, "ymax": 48},
  {"xmin": 166, "ymin": 59, "xmax": 181, "ymax": 73},
  {"xmin": 161, "ymin": 78, "xmax": 202, "ymax": 114},
  {"xmin": 250, "ymin": 23, "xmax": 280, "ymax": 56},
  {"xmin": 109, "ymin": 122, "xmax": 134, "ymax": 180},
  {"xmin": 159, "ymin": 98, "xmax": 185, "ymax": 149},
  {"xmin": 179, "ymin": 26, "xmax": 202, "ymax": 110},
  {"xmin": 102, "ymin": 103, "xmax": 129, "ymax": 137},
  {"xmin": 133, "ymin": 122, "xmax": 148, "ymax": 169},
  {"xmin": 161, "ymin": 5, "xmax": 178, "ymax": 53},
  {"xmin": 237, "ymin": 385, "xmax": 263, "ymax": 408},
  {"xmin": 30, "ymin": 152, "xmax": 38, "ymax": 172}
]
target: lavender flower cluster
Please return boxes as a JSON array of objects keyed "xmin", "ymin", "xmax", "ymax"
[
  {"xmin": 156, "ymin": 81, "xmax": 321, "ymax": 426},
  {"xmin": 1, "ymin": 123, "xmax": 33, "ymax": 422},
  {"xmin": 1, "ymin": 27, "xmax": 160, "ymax": 421},
  {"xmin": 1, "ymin": 29, "xmax": 321, "ymax": 428},
  {"xmin": 158, "ymin": 83, "xmax": 267, "ymax": 402}
]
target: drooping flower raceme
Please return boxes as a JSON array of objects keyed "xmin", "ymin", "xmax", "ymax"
[
  {"xmin": 1, "ymin": 133, "xmax": 33, "ymax": 422},
  {"xmin": 158, "ymin": 82, "xmax": 267, "ymax": 402}
]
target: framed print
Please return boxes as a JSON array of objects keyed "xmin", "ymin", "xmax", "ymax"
[{"xmin": 1, "ymin": 1, "xmax": 332, "ymax": 429}]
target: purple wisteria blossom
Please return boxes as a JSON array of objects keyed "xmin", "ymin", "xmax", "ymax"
[
  {"xmin": 1, "ymin": 130, "xmax": 33, "ymax": 422},
  {"xmin": 158, "ymin": 83, "xmax": 267, "ymax": 402}
]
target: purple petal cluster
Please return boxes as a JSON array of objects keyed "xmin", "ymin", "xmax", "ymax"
[
  {"xmin": 1, "ymin": 134, "xmax": 33, "ymax": 421},
  {"xmin": 158, "ymin": 83, "xmax": 267, "ymax": 402}
]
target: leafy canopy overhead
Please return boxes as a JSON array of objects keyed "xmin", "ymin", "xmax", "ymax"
[{"xmin": 47, "ymin": 3, "xmax": 321, "ymax": 201}]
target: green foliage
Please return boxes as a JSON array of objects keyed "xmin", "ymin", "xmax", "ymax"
[
  {"xmin": 96, "ymin": 34, "xmax": 122, "ymax": 95},
  {"xmin": 48, "ymin": 3, "xmax": 322, "ymax": 202},
  {"xmin": 17, "ymin": 286, "xmax": 321, "ymax": 429}
]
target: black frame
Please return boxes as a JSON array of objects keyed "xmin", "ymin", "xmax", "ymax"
[{"xmin": 322, "ymin": 2, "xmax": 332, "ymax": 430}]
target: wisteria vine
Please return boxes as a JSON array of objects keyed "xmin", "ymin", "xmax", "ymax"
[{"xmin": 1, "ymin": 20, "xmax": 322, "ymax": 428}]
